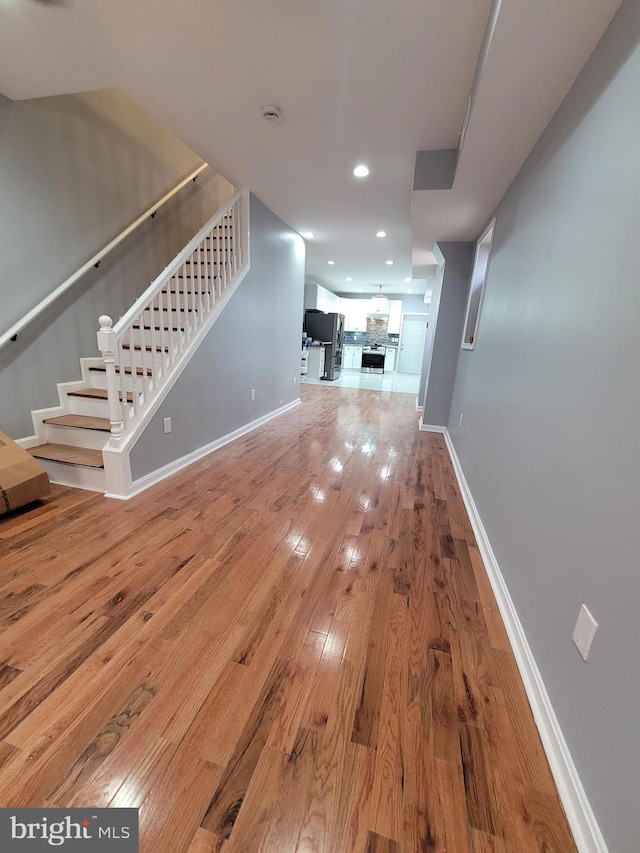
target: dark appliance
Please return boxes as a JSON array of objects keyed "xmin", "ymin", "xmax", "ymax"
[
  {"xmin": 361, "ymin": 346, "xmax": 385, "ymax": 374},
  {"xmin": 303, "ymin": 311, "xmax": 345, "ymax": 380}
]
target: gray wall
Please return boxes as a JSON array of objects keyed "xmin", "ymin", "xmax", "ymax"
[
  {"xmin": 446, "ymin": 2, "xmax": 640, "ymax": 850},
  {"xmin": 0, "ymin": 90, "xmax": 233, "ymax": 438},
  {"xmin": 0, "ymin": 89, "xmax": 208, "ymax": 331},
  {"xmin": 398, "ymin": 293, "xmax": 431, "ymax": 315},
  {"xmin": 0, "ymin": 93, "xmax": 11, "ymax": 136},
  {"xmin": 129, "ymin": 195, "xmax": 305, "ymax": 481},
  {"xmin": 421, "ymin": 242, "xmax": 474, "ymax": 425}
]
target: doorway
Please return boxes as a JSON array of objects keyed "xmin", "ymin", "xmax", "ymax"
[{"xmin": 398, "ymin": 314, "xmax": 428, "ymax": 373}]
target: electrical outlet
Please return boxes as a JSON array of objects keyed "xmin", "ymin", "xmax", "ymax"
[
  {"xmin": 572, "ymin": 604, "xmax": 598, "ymax": 660},
  {"xmin": 251, "ymin": 389, "xmax": 256, "ymax": 401},
  {"xmin": 459, "ymin": 413, "xmax": 464, "ymax": 428},
  {"xmin": 163, "ymin": 417, "xmax": 172, "ymax": 434}
]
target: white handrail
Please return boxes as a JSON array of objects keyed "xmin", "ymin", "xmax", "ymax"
[{"xmin": 0, "ymin": 162, "xmax": 209, "ymax": 352}]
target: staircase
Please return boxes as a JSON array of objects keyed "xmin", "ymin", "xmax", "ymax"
[{"xmin": 24, "ymin": 189, "xmax": 250, "ymax": 497}]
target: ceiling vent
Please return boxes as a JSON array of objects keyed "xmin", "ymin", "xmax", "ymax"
[{"xmin": 262, "ymin": 105, "xmax": 282, "ymax": 122}]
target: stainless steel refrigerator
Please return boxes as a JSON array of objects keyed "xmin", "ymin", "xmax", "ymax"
[{"xmin": 303, "ymin": 311, "xmax": 345, "ymax": 380}]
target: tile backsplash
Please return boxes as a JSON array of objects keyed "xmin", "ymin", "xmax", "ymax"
[
  {"xmin": 343, "ymin": 329, "xmax": 400, "ymax": 347},
  {"xmin": 366, "ymin": 317, "xmax": 388, "ymax": 344}
]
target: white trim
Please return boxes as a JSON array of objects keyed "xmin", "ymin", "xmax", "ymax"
[
  {"xmin": 461, "ymin": 217, "xmax": 495, "ymax": 351},
  {"xmin": 15, "ymin": 435, "xmax": 41, "ymax": 449},
  {"xmin": 418, "ymin": 419, "xmax": 445, "ymax": 433},
  {"xmin": 415, "ymin": 396, "xmax": 423, "ymax": 412},
  {"xmin": 420, "ymin": 423, "xmax": 608, "ymax": 853},
  {"xmin": 106, "ymin": 398, "xmax": 301, "ymax": 500},
  {"xmin": 0, "ymin": 164, "xmax": 209, "ymax": 352}
]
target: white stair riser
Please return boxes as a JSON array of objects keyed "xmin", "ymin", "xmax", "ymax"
[
  {"xmin": 119, "ymin": 350, "xmax": 174, "ymax": 371},
  {"xmin": 142, "ymin": 297, "xmax": 199, "ymax": 322},
  {"xmin": 128, "ymin": 328, "xmax": 188, "ymax": 350},
  {"xmin": 87, "ymin": 371, "xmax": 153, "ymax": 393},
  {"xmin": 66, "ymin": 395, "xmax": 112, "ymax": 418},
  {"xmin": 43, "ymin": 424, "xmax": 110, "ymax": 450},
  {"xmin": 34, "ymin": 457, "xmax": 106, "ymax": 493}
]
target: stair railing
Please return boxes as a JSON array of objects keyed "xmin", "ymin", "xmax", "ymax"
[
  {"xmin": 0, "ymin": 163, "xmax": 209, "ymax": 353},
  {"xmin": 97, "ymin": 188, "xmax": 249, "ymax": 447}
]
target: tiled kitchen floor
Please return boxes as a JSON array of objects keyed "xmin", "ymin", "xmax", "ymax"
[{"xmin": 301, "ymin": 368, "xmax": 420, "ymax": 395}]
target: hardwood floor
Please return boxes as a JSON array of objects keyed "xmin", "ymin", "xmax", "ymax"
[{"xmin": 0, "ymin": 385, "xmax": 575, "ymax": 852}]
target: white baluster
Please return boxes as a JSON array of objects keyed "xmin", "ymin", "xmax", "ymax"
[
  {"xmin": 195, "ymin": 241, "xmax": 202, "ymax": 326},
  {"xmin": 217, "ymin": 222, "xmax": 223, "ymax": 296},
  {"xmin": 129, "ymin": 325, "xmax": 141, "ymax": 418},
  {"xmin": 159, "ymin": 288, "xmax": 168, "ymax": 375},
  {"xmin": 182, "ymin": 260, "xmax": 191, "ymax": 344},
  {"xmin": 176, "ymin": 269, "xmax": 185, "ymax": 353},
  {"xmin": 232, "ymin": 201, "xmax": 238, "ymax": 275},
  {"xmin": 97, "ymin": 316, "xmax": 124, "ymax": 443},
  {"xmin": 224, "ymin": 210, "xmax": 230, "ymax": 286},
  {"xmin": 150, "ymin": 293, "xmax": 159, "ymax": 387},
  {"xmin": 204, "ymin": 232, "xmax": 212, "ymax": 312},
  {"xmin": 139, "ymin": 309, "xmax": 150, "ymax": 402},
  {"xmin": 166, "ymin": 283, "xmax": 175, "ymax": 365}
]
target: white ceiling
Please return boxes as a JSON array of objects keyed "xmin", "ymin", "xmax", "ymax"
[{"xmin": 0, "ymin": 0, "xmax": 623, "ymax": 298}]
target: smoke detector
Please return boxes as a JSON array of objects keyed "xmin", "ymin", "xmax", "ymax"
[{"xmin": 262, "ymin": 105, "xmax": 282, "ymax": 122}]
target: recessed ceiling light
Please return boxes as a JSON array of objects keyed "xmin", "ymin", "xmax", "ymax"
[
  {"xmin": 408, "ymin": 289, "xmax": 413, "ymax": 293},
  {"xmin": 301, "ymin": 232, "xmax": 315, "ymax": 239},
  {"xmin": 328, "ymin": 260, "xmax": 335, "ymax": 265},
  {"xmin": 376, "ymin": 231, "xmax": 387, "ymax": 238},
  {"xmin": 261, "ymin": 105, "xmax": 282, "ymax": 122},
  {"xmin": 358, "ymin": 288, "xmax": 363, "ymax": 293},
  {"xmin": 386, "ymin": 260, "xmax": 393, "ymax": 265},
  {"xmin": 404, "ymin": 277, "xmax": 411, "ymax": 282},
  {"xmin": 353, "ymin": 164, "xmax": 369, "ymax": 178},
  {"xmin": 346, "ymin": 277, "xmax": 352, "ymax": 282}
]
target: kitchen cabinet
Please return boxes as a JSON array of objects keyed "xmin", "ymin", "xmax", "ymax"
[
  {"xmin": 385, "ymin": 347, "xmax": 397, "ymax": 372},
  {"xmin": 345, "ymin": 300, "xmax": 369, "ymax": 331},
  {"xmin": 305, "ymin": 283, "xmax": 340, "ymax": 314},
  {"xmin": 387, "ymin": 300, "xmax": 402, "ymax": 334},
  {"xmin": 343, "ymin": 345, "xmax": 363, "ymax": 369},
  {"xmin": 306, "ymin": 347, "xmax": 325, "ymax": 379}
]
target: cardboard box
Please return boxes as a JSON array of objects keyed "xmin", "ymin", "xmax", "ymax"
[{"xmin": 0, "ymin": 431, "xmax": 50, "ymax": 516}]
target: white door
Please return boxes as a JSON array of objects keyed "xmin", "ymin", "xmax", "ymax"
[{"xmin": 398, "ymin": 315, "xmax": 428, "ymax": 373}]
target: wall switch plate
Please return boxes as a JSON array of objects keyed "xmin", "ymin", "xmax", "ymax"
[
  {"xmin": 459, "ymin": 413, "xmax": 464, "ymax": 428},
  {"xmin": 293, "ymin": 376, "xmax": 297, "ymax": 385},
  {"xmin": 163, "ymin": 417, "xmax": 172, "ymax": 434},
  {"xmin": 251, "ymin": 389, "xmax": 256, "ymax": 401},
  {"xmin": 572, "ymin": 604, "xmax": 598, "ymax": 660}
]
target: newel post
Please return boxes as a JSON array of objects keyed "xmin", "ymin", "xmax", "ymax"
[{"xmin": 97, "ymin": 315, "xmax": 124, "ymax": 442}]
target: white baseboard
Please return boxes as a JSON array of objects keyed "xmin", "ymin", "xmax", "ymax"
[
  {"xmin": 420, "ymin": 424, "xmax": 608, "ymax": 853},
  {"xmin": 108, "ymin": 398, "xmax": 301, "ymax": 501},
  {"xmin": 415, "ymin": 396, "xmax": 423, "ymax": 412},
  {"xmin": 418, "ymin": 418, "xmax": 445, "ymax": 433}
]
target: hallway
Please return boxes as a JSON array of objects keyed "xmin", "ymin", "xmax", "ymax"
[{"xmin": 0, "ymin": 385, "xmax": 574, "ymax": 851}]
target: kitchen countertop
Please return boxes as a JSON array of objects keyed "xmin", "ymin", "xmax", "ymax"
[{"xmin": 344, "ymin": 343, "xmax": 398, "ymax": 348}]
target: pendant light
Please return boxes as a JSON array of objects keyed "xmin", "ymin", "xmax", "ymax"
[{"xmin": 370, "ymin": 285, "xmax": 388, "ymax": 311}]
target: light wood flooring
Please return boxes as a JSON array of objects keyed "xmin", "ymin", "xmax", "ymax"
[{"xmin": 0, "ymin": 385, "xmax": 575, "ymax": 852}]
